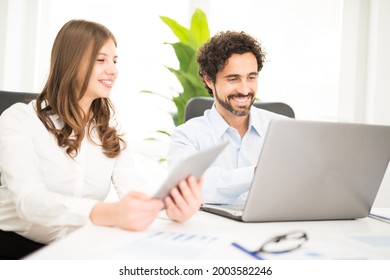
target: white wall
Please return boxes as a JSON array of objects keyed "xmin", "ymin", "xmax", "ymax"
[
  {"xmin": 0, "ymin": 0, "xmax": 41, "ymax": 92},
  {"xmin": 338, "ymin": 0, "xmax": 390, "ymax": 207},
  {"xmin": 364, "ymin": 0, "xmax": 390, "ymax": 207},
  {"xmin": 0, "ymin": 0, "xmax": 389, "ymax": 205}
]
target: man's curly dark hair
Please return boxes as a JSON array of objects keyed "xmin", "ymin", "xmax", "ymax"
[{"xmin": 197, "ymin": 31, "xmax": 266, "ymax": 96}]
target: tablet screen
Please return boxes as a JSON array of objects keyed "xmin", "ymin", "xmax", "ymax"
[{"xmin": 152, "ymin": 141, "xmax": 229, "ymax": 199}]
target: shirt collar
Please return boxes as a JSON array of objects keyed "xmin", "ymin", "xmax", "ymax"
[
  {"xmin": 207, "ymin": 104, "xmax": 263, "ymax": 138},
  {"xmin": 33, "ymin": 100, "xmax": 62, "ymax": 128},
  {"xmin": 207, "ymin": 105, "xmax": 230, "ymax": 139},
  {"xmin": 248, "ymin": 108, "xmax": 263, "ymax": 137}
]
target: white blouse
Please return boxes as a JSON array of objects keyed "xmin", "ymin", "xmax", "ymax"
[{"xmin": 0, "ymin": 101, "xmax": 144, "ymax": 244}]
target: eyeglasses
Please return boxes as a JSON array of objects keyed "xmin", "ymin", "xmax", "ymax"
[{"xmin": 254, "ymin": 231, "xmax": 308, "ymax": 254}]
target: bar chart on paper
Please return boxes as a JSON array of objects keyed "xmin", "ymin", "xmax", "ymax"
[{"xmin": 114, "ymin": 230, "xmax": 227, "ymax": 259}]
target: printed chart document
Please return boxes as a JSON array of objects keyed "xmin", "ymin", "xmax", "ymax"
[{"xmin": 114, "ymin": 230, "xmax": 229, "ymax": 259}]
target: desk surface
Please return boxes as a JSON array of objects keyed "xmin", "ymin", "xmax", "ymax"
[{"xmin": 27, "ymin": 211, "xmax": 390, "ymax": 260}]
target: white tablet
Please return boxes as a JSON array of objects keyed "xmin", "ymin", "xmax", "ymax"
[{"xmin": 153, "ymin": 141, "xmax": 229, "ymax": 199}]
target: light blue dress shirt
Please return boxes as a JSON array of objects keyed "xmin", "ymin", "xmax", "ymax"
[{"xmin": 167, "ymin": 105, "xmax": 286, "ymax": 204}]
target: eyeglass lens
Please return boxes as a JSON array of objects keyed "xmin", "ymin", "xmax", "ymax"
[{"xmin": 256, "ymin": 231, "xmax": 308, "ymax": 254}]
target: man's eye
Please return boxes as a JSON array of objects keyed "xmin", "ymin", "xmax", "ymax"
[{"xmin": 97, "ymin": 59, "xmax": 105, "ymax": 62}]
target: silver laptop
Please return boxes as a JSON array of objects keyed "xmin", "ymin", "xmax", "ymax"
[{"xmin": 200, "ymin": 119, "xmax": 390, "ymax": 222}]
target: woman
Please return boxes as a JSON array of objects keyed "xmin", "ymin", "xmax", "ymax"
[{"xmin": 0, "ymin": 19, "xmax": 203, "ymax": 259}]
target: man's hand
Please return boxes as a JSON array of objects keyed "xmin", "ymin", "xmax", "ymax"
[{"xmin": 164, "ymin": 175, "xmax": 204, "ymax": 222}]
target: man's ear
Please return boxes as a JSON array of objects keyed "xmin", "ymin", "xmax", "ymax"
[{"xmin": 203, "ymin": 75, "xmax": 214, "ymax": 89}]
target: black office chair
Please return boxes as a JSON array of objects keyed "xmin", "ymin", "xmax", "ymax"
[
  {"xmin": 0, "ymin": 90, "xmax": 38, "ymax": 116},
  {"xmin": 184, "ymin": 96, "xmax": 295, "ymax": 121}
]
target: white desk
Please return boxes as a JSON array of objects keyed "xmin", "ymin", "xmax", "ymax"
[{"xmin": 27, "ymin": 211, "xmax": 390, "ymax": 260}]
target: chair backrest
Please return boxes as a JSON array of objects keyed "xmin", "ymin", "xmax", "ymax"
[
  {"xmin": 0, "ymin": 90, "xmax": 38, "ymax": 116},
  {"xmin": 184, "ymin": 96, "xmax": 295, "ymax": 121}
]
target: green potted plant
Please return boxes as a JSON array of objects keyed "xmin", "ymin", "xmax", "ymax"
[{"xmin": 143, "ymin": 8, "xmax": 210, "ymax": 127}]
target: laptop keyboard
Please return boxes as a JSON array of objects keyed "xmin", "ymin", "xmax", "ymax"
[
  {"xmin": 200, "ymin": 203, "xmax": 244, "ymax": 219},
  {"xmin": 222, "ymin": 203, "xmax": 245, "ymax": 211}
]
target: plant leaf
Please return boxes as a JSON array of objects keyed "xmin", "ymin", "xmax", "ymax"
[
  {"xmin": 189, "ymin": 8, "xmax": 210, "ymax": 48},
  {"xmin": 172, "ymin": 95, "xmax": 187, "ymax": 125},
  {"xmin": 160, "ymin": 16, "xmax": 189, "ymax": 44},
  {"xmin": 167, "ymin": 67, "xmax": 205, "ymax": 95},
  {"xmin": 167, "ymin": 67, "xmax": 209, "ymax": 124},
  {"xmin": 140, "ymin": 90, "xmax": 172, "ymax": 101},
  {"xmin": 156, "ymin": 130, "xmax": 171, "ymax": 137},
  {"xmin": 144, "ymin": 137, "xmax": 158, "ymax": 141},
  {"xmin": 168, "ymin": 42, "xmax": 196, "ymax": 73}
]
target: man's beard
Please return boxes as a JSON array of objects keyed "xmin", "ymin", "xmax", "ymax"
[{"xmin": 215, "ymin": 91, "xmax": 255, "ymax": 116}]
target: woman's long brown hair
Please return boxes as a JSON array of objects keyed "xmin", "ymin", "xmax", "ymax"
[{"xmin": 36, "ymin": 19, "xmax": 125, "ymax": 158}]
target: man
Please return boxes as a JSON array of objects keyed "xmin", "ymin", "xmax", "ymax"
[{"xmin": 167, "ymin": 31, "xmax": 286, "ymax": 204}]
